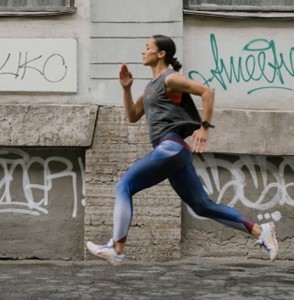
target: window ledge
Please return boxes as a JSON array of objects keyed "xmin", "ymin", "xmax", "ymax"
[
  {"xmin": 184, "ymin": 9, "xmax": 294, "ymax": 20},
  {"xmin": 0, "ymin": 6, "xmax": 76, "ymax": 17},
  {"xmin": 183, "ymin": 9, "xmax": 294, "ymax": 20}
]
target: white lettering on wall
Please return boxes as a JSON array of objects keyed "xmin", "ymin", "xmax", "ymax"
[
  {"xmin": 187, "ymin": 154, "xmax": 294, "ymax": 222},
  {"xmin": 0, "ymin": 148, "xmax": 84, "ymax": 217}
]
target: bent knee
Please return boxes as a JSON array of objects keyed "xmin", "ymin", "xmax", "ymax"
[
  {"xmin": 115, "ymin": 178, "xmax": 132, "ymax": 196},
  {"xmin": 190, "ymin": 199, "xmax": 215, "ymax": 217}
]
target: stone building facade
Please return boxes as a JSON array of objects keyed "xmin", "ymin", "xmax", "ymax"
[{"xmin": 0, "ymin": 0, "xmax": 293, "ymax": 261}]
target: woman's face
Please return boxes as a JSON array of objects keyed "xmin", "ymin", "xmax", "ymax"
[{"xmin": 142, "ymin": 37, "xmax": 161, "ymax": 66}]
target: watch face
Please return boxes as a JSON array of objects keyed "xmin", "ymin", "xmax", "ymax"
[
  {"xmin": 202, "ymin": 121, "xmax": 209, "ymax": 128},
  {"xmin": 201, "ymin": 121, "xmax": 215, "ymax": 129}
]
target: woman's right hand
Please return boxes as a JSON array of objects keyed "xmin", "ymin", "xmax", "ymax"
[{"xmin": 119, "ymin": 64, "xmax": 133, "ymax": 89}]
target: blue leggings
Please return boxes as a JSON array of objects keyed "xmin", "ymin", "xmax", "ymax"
[{"xmin": 113, "ymin": 132, "xmax": 255, "ymax": 242}]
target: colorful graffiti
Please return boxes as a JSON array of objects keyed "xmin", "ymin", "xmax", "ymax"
[
  {"xmin": 0, "ymin": 148, "xmax": 84, "ymax": 217},
  {"xmin": 188, "ymin": 33, "xmax": 294, "ymax": 94}
]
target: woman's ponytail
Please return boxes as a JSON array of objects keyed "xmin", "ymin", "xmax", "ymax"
[{"xmin": 170, "ymin": 57, "xmax": 182, "ymax": 72}]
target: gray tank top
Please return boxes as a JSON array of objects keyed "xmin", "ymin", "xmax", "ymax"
[{"xmin": 143, "ymin": 69, "xmax": 201, "ymax": 144}]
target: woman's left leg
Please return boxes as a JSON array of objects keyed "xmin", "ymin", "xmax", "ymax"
[
  {"xmin": 168, "ymin": 158, "xmax": 278, "ymax": 260},
  {"xmin": 168, "ymin": 154, "xmax": 256, "ymax": 234}
]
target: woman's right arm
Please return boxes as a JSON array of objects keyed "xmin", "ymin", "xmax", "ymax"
[{"xmin": 119, "ymin": 64, "xmax": 145, "ymax": 123}]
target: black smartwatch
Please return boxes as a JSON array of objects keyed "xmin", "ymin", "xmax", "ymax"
[{"xmin": 201, "ymin": 121, "xmax": 215, "ymax": 129}]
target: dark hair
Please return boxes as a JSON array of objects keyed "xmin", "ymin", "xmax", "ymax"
[{"xmin": 152, "ymin": 35, "xmax": 182, "ymax": 72}]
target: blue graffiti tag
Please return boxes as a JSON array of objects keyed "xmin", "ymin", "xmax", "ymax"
[{"xmin": 188, "ymin": 34, "xmax": 294, "ymax": 94}]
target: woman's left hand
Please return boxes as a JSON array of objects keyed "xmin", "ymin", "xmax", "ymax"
[{"xmin": 191, "ymin": 128, "xmax": 209, "ymax": 153}]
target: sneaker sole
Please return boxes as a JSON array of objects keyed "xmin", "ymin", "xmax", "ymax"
[
  {"xmin": 88, "ymin": 248, "xmax": 123, "ymax": 266},
  {"xmin": 86, "ymin": 241, "xmax": 123, "ymax": 266},
  {"xmin": 95, "ymin": 252, "xmax": 123, "ymax": 266},
  {"xmin": 269, "ymin": 222, "xmax": 278, "ymax": 261}
]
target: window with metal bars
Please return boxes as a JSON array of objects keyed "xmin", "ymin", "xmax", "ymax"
[
  {"xmin": 0, "ymin": 0, "xmax": 76, "ymax": 16},
  {"xmin": 183, "ymin": 0, "xmax": 294, "ymax": 18}
]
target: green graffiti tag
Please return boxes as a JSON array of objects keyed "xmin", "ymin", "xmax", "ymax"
[{"xmin": 188, "ymin": 34, "xmax": 294, "ymax": 94}]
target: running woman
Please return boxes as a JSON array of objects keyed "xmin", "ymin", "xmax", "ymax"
[{"xmin": 87, "ymin": 35, "xmax": 278, "ymax": 265}]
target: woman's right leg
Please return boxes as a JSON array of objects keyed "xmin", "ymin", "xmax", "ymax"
[
  {"xmin": 86, "ymin": 138, "xmax": 190, "ymax": 263},
  {"xmin": 113, "ymin": 140, "xmax": 191, "ymax": 252}
]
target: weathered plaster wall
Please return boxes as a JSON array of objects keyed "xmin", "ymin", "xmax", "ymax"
[
  {"xmin": 182, "ymin": 15, "xmax": 294, "ymax": 260},
  {"xmin": 0, "ymin": 104, "xmax": 97, "ymax": 146},
  {"xmin": 0, "ymin": 1, "xmax": 96, "ymax": 260},
  {"xmin": 0, "ymin": 103, "xmax": 97, "ymax": 259},
  {"xmin": 0, "ymin": 148, "xmax": 85, "ymax": 260},
  {"xmin": 0, "ymin": 1, "xmax": 90, "ymax": 104},
  {"xmin": 89, "ymin": 0, "xmax": 183, "ymax": 105},
  {"xmin": 183, "ymin": 16, "xmax": 294, "ymax": 111},
  {"xmin": 182, "ymin": 153, "xmax": 294, "ymax": 260},
  {"xmin": 202, "ymin": 109, "xmax": 294, "ymax": 155},
  {"xmin": 1, "ymin": 0, "xmax": 292, "ymax": 262}
]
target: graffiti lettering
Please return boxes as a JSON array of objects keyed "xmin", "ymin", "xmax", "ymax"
[
  {"xmin": 0, "ymin": 149, "xmax": 84, "ymax": 217},
  {"xmin": 187, "ymin": 154, "xmax": 294, "ymax": 222},
  {"xmin": 0, "ymin": 51, "xmax": 67, "ymax": 83},
  {"xmin": 188, "ymin": 34, "xmax": 294, "ymax": 94}
]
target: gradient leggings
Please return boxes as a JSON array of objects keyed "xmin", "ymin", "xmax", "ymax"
[{"xmin": 113, "ymin": 132, "xmax": 255, "ymax": 242}]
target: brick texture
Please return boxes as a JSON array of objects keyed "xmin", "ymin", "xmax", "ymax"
[{"xmin": 85, "ymin": 106, "xmax": 181, "ymax": 261}]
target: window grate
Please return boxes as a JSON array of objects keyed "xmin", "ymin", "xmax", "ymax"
[
  {"xmin": 184, "ymin": 0, "xmax": 294, "ymax": 10},
  {"xmin": 0, "ymin": 0, "xmax": 76, "ymax": 16},
  {"xmin": 183, "ymin": 0, "xmax": 294, "ymax": 19}
]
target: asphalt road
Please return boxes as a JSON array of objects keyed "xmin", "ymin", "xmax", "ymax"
[{"xmin": 0, "ymin": 257, "xmax": 293, "ymax": 300}]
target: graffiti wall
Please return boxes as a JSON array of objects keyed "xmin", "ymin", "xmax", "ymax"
[
  {"xmin": 182, "ymin": 153, "xmax": 294, "ymax": 259},
  {"xmin": 184, "ymin": 16, "xmax": 294, "ymax": 110},
  {"xmin": 188, "ymin": 154, "xmax": 294, "ymax": 221},
  {"xmin": 183, "ymin": 16, "xmax": 294, "ymax": 259},
  {"xmin": 0, "ymin": 148, "xmax": 85, "ymax": 260}
]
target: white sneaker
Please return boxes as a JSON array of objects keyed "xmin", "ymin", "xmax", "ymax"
[
  {"xmin": 86, "ymin": 239, "xmax": 124, "ymax": 266},
  {"xmin": 254, "ymin": 222, "xmax": 278, "ymax": 261}
]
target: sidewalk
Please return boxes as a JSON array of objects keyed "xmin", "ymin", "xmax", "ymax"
[{"xmin": 0, "ymin": 257, "xmax": 294, "ymax": 300}]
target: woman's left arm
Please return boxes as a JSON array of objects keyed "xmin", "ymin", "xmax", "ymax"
[{"xmin": 165, "ymin": 73, "xmax": 215, "ymax": 153}]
